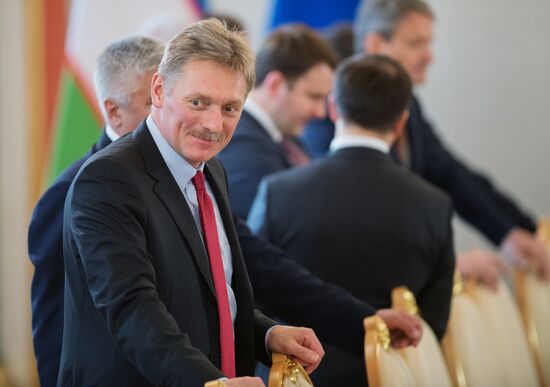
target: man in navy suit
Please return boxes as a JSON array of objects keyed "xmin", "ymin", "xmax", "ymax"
[
  {"xmin": 218, "ymin": 24, "xmax": 338, "ymax": 219},
  {"xmin": 28, "ymin": 36, "xmax": 165, "ymax": 387},
  {"xmin": 30, "ymin": 23, "xmax": 422, "ymax": 387},
  {"xmin": 301, "ymin": 0, "xmax": 549, "ymax": 282}
]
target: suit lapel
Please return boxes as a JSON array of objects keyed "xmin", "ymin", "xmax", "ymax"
[{"xmin": 133, "ymin": 122, "xmax": 216, "ymax": 296}]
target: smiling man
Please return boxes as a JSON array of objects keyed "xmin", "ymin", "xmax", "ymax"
[
  {"xmin": 218, "ymin": 24, "xmax": 338, "ymax": 219},
  {"xmin": 58, "ymin": 19, "xmax": 325, "ymax": 387}
]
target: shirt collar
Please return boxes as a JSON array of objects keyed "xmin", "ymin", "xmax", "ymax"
[
  {"xmin": 329, "ymin": 134, "xmax": 390, "ymax": 154},
  {"xmin": 146, "ymin": 115, "xmax": 204, "ymax": 189},
  {"xmin": 105, "ymin": 124, "xmax": 121, "ymax": 142},
  {"xmin": 244, "ymin": 97, "xmax": 283, "ymax": 143}
]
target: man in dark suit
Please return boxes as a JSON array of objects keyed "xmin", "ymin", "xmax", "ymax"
[
  {"xmin": 28, "ymin": 36, "xmax": 165, "ymax": 387},
  {"xmin": 58, "ymin": 19, "xmax": 336, "ymax": 386},
  {"xmin": 301, "ymin": 0, "xmax": 550, "ymax": 282},
  {"xmin": 31, "ymin": 27, "xmax": 423, "ymax": 387},
  {"xmin": 249, "ymin": 54, "xmax": 455, "ymax": 387},
  {"xmin": 218, "ymin": 24, "xmax": 338, "ymax": 219}
]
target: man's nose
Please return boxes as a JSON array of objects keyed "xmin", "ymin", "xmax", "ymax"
[{"xmin": 202, "ymin": 107, "xmax": 223, "ymax": 131}]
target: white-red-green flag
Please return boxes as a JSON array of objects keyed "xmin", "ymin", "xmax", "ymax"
[{"xmin": 44, "ymin": 0, "xmax": 203, "ymax": 185}]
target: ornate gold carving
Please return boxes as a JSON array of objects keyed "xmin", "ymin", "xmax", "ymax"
[
  {"xmin": 536, "ymin": 218, "xmax": 550, "ymax": 244},
  {"xmin": 375, "ymin": 317, "xmax": 391, "ymax": 351},
  {"xmin": 269, "ymin": 353, "xmax": 313, "ymax": 387},
  {"xmin": 452, "ymin": 270, "xmax": 464, "ymax": 296}
]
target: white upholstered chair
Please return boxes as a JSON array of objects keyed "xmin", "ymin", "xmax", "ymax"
[
  {"xmin": 475, "ymin": 280, "xmax": 540, "ymax": 387},
  {"xmin": 441, "ymin": 272, "xmax": 505, "ymax": 387},
  {"xmin": 515, "ymin": 220, "xmax": 550, "ymax": 387},
  {"xmin": 364, "ymin": 315, "xmax": 416, "ymax": 387},
  {"xmin": 391, "ymin": 286, "xmax": 453, "ymax": 387}
]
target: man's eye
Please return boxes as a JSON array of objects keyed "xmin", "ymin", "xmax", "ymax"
[
  {"xmin": 191, "ymin": 99, "xmax": 206, "ymax": 108},
  {"xmin": 224, "ymin": 105, "xmax": 238, "ymax": 113}
]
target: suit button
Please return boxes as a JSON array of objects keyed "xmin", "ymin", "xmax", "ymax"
[
  {"xmin": 209, "ymin": 353, "xmax": 219, "ymax": 363},
  {"xmin": 207, "ymin": 296, "xmax": 216, "ymax": 306}
]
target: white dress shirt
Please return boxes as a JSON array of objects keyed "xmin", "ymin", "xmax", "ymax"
[
  {"xmin": 146, "ymin": 115, "xmax": 237, "ymax": 326},
  {"xmin": 105, "ymin": 124, "xmax": 121, "ymax": 142},
  {"xmin": 244, "ymin": 97, "xmax": 283, "ymax": 143},
  {"xmin": 329, "ymin": 133, "xmax": 390, "ymax": 154}
]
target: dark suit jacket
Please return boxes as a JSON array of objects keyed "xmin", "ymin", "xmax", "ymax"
[
  {"xmin": 218, "ymin": 110, "xmax": 291, "ymax": 219},
  {"xmin": 28, "ymin": 131, "xmax": 111, "ymax": 387},
  {"xmin": 300, "ymin": 96, "xmax": 536, "ymax": 244},
  {"xmin": 30, "ymin": 125, "xmax": 378, "ymax": 387},
  {"xmin": 249, "ymin": 147, "xmax": 455, "ymax": 387},
  {"xmin": 59, "ymin": 122, "xmax": 275, "ymax": 386}
]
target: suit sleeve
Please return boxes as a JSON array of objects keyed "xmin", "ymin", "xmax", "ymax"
[
  {"xmin": 28, "ymin": 181, "xmax": 68, "ymax": 387},
  {"xmin": 416, "ymin": 197, "xmax": 456, "ymax": 340},
  {"xmin": 414, "ymin": 99, "xmax": 536, "ymax": 244},
  {"xmin": 243, "ymin": 180, "xmax": 376, "ymax": 357},
  {"xmin": 67, "ymin": 157, "xmax": 224, "ymax": 386}
]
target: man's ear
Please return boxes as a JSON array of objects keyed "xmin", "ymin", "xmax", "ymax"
[
  {"xmin": 328, "ymin": 94, "xmax": 338, "ymax": 123},
  {"xmin": 151, "ymin": 72, "xmax": 164, "ymax": 108},
  {"xmin": 262, "ymin": 70, "xmax": 288, "ymax": 97},
  {"xmin": 104, "ymin": 99, "xmax": 122, "ymax": 129},
  {"xmin": 365, "ymin": 33, "xmax": 387, "ymax": 54},
  {"xmin": 393, "ymin": 109, "xmax": 410, "ymax": 139}
]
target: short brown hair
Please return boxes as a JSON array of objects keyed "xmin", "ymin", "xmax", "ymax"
[
  {"xmin": 158, "ymin": 18, "xmax": 255, "ymax": 94},
  {"xmin": 334, "ymin": 54, "xmax": 412, "ymax": 132},
  {"xmin": 255, "ymin": 24, "xmax": 339, "ymax": 86}
]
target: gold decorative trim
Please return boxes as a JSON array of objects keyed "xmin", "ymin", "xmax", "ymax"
[
  {"xmin": 441, "ymin": 328, "xmax": 467, "ymax": 387},
  {"xmin": 204, "ymin": 380, "xmax": 226, "ymax": 387},
  {"xmin": 364, "ymin": 316, "xmax": 392, "ymax": 387},
  {"xmin": 391, "ymin": 286, "xmax": 419, "ymax": 316},
  {"xmin": 452, "ymin": 270, "xmax": 464, "ymax": 296},
  {"xmin": 515, "ymin": 269, "xmax": 544, "ymax": 386},
  {"xmin": 268, "ymin": 353, "xmax": 313, "ymax": 387},
  {"xmin": 0, "ymin": 366, "xmax": 10, "ymax": 387},
  {"xmin": 514, "ymin": 219, "xmax": 550, "ymax": 387}
]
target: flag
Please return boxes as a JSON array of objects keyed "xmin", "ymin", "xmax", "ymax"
[
  {"xmin": 269, "ymin": 0, "xmax": 361, "ymax": 30},
  {"xmin": 43, "ymin": 0, "xmax": 203, "ymax": 186}
]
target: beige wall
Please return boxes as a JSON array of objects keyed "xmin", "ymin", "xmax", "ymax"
[
  {"xmin": 0, "ymin": 0, "xmax": 36, "ymax": 386},
  {"xmin": 418, "ymin": 0, "xmax": 550, "ymax": 249}
]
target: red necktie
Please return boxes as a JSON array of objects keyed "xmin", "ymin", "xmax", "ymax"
[
  {"xmin": 280, "ymin": 137, "xmax": 310, "ymax": 166},
  {"xmin": 192, "ymin": 171, "xmax": 236, "ymax": 378}
]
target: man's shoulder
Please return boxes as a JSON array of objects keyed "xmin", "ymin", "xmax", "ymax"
[
  {"xmin": 262, "ymin": 157, "xmax": 331, "ymax": 189},
  {"xmin": 395, "ymin": 166, "xmax": 453, "ymax": 211},
  {"xmin": 231, "ymin": 111, "xmax": 274, "ymax": 144}
]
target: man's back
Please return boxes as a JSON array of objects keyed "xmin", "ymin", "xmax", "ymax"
[
  {"xmin": 249, "ymin": 146, "xmax": 455, "ymax": 386},
  {"xmin": 249, "ymin": 147, "xmax": 455, "ymax": 338}
]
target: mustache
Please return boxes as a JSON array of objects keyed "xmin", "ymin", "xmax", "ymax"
[{"xmin": 190, "ymin": 128, "xmax": 224, "ymax": 143}]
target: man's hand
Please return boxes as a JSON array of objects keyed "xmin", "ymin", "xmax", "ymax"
[
  {"xmin": 375, "ymin": 309, "xmax": 422, "ymax": 349},
  {"xmin": 501, "ymin": 228, "xmax": 550, "ymax": 281},
  {"xmin": 266, "ymin": 325, "xmax": 324, "ymax": 373},
  {"xmin": 223, "ymin": 377, "xmax": 265, "ymax": 386},
  {"xmin": 456, "ymin": 249, "xmax": 508, "ymax": 291}
]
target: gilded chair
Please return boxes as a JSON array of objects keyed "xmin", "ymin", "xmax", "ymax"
[
  {"xmin": 475, "ymin": 279, "xmax": 539, "ymax": 387},
  {"xmin": 391, "ymin": 287, "xmax": 452, "ymax": 387},
  {"xmin": 268, "ymin": 353, "xmax": 313, "ymax": 387},
  {"xmin": 441, "ymin": 272, "xmax": 505, "ymax": 387},
  {"xmin": 205, "ymin": 353, "xmax": 313, "ymax": 387},
  {"xmin": 515, "ymin": 219, "xmax": 550, "ymax": 387},
  {"xmin": 364, "ymin": 315, "xmax": 416, "ymax": 387}
]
